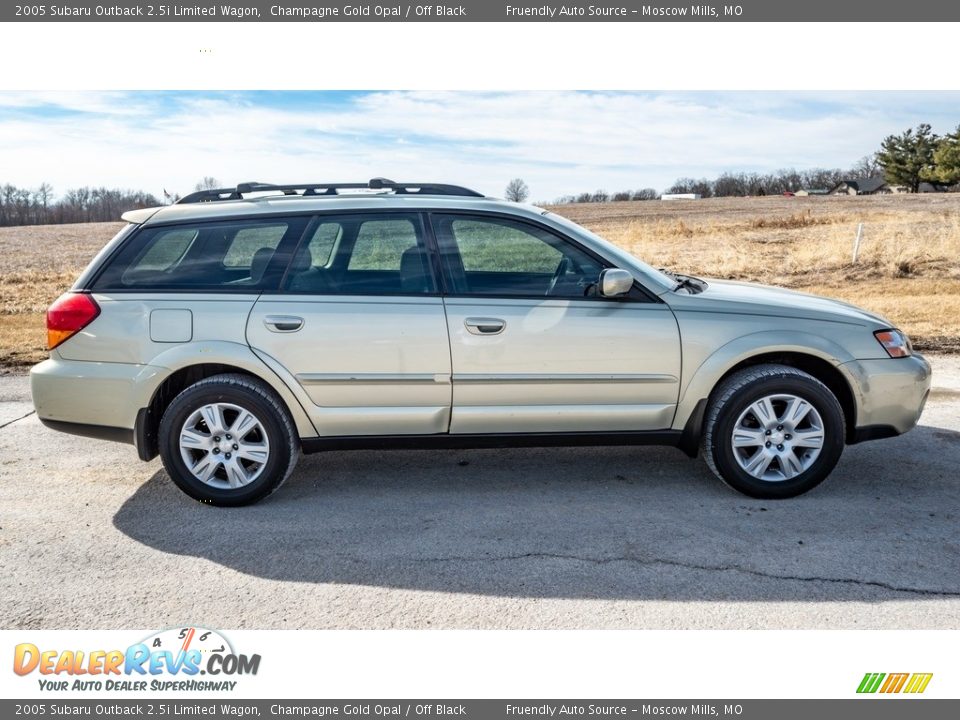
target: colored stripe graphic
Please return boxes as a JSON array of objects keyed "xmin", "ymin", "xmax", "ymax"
[
  {"xmin": 857, "ymin": 672, "xmax": 932, "ymax": 694},
  {"xmin": 904, "ymin": 673, "xmax": 934, "ymax": 694},
  {"xmin": 880, "ymin": 673, "xmax": 909, "ymax": 693},
  {"xmin": 857, "ymin": 673, "xmax": 885, "ymax": 693}
]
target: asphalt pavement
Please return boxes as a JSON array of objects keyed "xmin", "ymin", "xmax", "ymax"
[{"xmin": 1, "ymin": 356, "xmax": 959, "ymax": 629}]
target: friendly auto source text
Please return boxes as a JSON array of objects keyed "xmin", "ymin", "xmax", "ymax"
[{"xmin": 505, "ymin": 5, "xmax": 743, "ymax": 17}]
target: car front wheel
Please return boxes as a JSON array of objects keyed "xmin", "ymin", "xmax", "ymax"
[
  {"xmin": 158, "ymin": 373, "xmax": 299, "ymax": 506},
  {"xmin": 702, "ymin": 364, "xmax": 845, "ymax": 499}
]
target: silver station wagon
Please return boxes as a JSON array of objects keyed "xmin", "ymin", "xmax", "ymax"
[{"xmin": 31, "ymin": 180, "xmax": 931, "ymax": 505}]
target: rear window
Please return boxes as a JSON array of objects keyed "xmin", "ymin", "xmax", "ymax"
[
  {"xmin": 284, "ymin": 213, "xmax": 435, "ymax": 295},
  {"xmin": 347, "ymin": 219, "xmax": 421, "ymax": 271},
  {"xmin": 93, "ymin": 218, "xmax": 307, "ymax": 291}
]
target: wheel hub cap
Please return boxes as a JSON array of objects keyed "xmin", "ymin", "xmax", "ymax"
[
  {"xmin": 731, "ymin": 393, "xmax": 825, "ymax": 482},
  {"xmin": 178, "ymin": 402, "xmax": 270, "ymax": 490}
]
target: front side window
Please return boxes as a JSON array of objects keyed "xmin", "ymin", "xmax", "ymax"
[
  {"xmin": 284, "ymin": 213, "xmax": 436, "ymax": 295},
  {"xmin": 94, "ymin": 218, "xmax": 307, "ymax": 290},
  {"xmin": 432, "ymin": 214, "xmax": 606, "ymax": 298}
]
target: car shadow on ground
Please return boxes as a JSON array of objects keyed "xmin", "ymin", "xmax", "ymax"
[{"xmin": 113, "ymin": 425, "xmax": 960, "ymax": 602}]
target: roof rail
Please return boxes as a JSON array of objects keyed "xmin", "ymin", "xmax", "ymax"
[{"xmin": 177, "ymin": 178, "xmax": 484, "ymax": 204}]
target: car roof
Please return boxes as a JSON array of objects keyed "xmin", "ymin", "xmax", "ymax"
[{"xmin": 124, "ymin": 193, "xmax": 548, "ymax": 226}]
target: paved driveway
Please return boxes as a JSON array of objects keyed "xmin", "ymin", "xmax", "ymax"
[{"xmin": 2, "ymin": 357, "xmax": 958, "ymax": 629}]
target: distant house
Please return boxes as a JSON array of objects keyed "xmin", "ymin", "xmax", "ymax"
[
  {"xmin": 828, "ymin": 177, "xmax": 891, "ymax": 195},
  {"xmin": 918, "ymin": 181, "xmax": 951, "ymax": 193},
  {"xmin": 795, "ymin": 188, "xmax": 829, "ymax": 197},
  {"xmin": 661, "ymin": 193, "xmax": 701, "ymax": 200}
]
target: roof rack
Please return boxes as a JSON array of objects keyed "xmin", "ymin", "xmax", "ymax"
[{"xmin": 177, "ymin": 178, "xmax": 484, "ymax": 204}]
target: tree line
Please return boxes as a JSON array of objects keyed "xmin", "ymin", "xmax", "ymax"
[
  {"xmin": 550, "ymin": 157, "xmax": 884, "ymax": 203},
  {"xmin": 0, "ymin": 184, "xmax": 159, "ymax": 227},
  {"xmin": 543, "ymin": 123, "xmax": 960, "ymax": 203}
]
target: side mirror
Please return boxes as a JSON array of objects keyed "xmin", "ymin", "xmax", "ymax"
[{"xmin": 599, "ymin": 268, "xmax": 633, "ymax": 297}]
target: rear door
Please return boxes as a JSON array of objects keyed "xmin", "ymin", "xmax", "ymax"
[
  {"xmin": 246, "ymin": 212, "xmax": 452, "ymax": 436},
  {"xmin": 431, "ymin": 213, "xmax": 681, "ymax": 434}
]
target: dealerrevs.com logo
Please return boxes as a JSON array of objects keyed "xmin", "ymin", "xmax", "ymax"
[
  {"xmin": 13, "ymin": 627, "xmax": 260, "ymax": 693},
  {"xmin": 857, "ymin": 672, "xmax": 933, "ymax": 694}
]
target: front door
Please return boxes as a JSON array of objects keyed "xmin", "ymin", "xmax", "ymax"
[{"xmin": 430, "ymin": 213, "xmax": 681, "ymax": 434}]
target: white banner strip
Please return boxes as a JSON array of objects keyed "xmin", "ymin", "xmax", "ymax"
[{"xmin": 2, "ymin": 629, "xmax": 956, "ymax": 699}]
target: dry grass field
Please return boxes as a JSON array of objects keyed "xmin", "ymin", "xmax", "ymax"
[
  {"xmin": 1, "ymin": 193, "xmax": 958, "ymax": 370},
  {"xmin": 552, "ymin": 194, "xmax": 960, "ymax": 352}
]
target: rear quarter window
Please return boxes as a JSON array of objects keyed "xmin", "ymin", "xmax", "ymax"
[
  {"xmin": 127, "ymin": 228, "xmax": 198, "ymax": 272},
  {"xmin": 93, "ymin": 217, "xmax": 307, "ymax": 291},
  {"xmin": 221, "ymin": 224, "xmax": 288, "ymax": 268}
]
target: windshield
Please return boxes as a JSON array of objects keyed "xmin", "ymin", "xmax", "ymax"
[{"xmin": 542, "ymin": 212, "xmax": 678, "ymax": 293}]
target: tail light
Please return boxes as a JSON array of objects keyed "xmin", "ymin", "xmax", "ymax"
[{"xmin": 47, "ymin": 293, "xmax": 100, "ymax": 350}]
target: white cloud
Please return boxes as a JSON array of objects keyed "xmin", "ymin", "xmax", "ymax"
[{"xmin": 1, "ymin": 91, "xmax": 957, "ymax": 202}]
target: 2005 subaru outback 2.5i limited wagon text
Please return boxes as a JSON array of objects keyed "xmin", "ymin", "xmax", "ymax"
[{"xmin": 31, "ymin": 179, "xmax": 931, "ymax": 505}]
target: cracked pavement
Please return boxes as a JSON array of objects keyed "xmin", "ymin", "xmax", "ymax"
[{"xmin": 2, "ymin": 356, "xmax": 959, "ymax": 629}]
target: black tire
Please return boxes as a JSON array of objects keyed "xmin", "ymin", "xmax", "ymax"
[
  {"xmin": 158, "ymin": 373, "xmax": 299, "ymax": 506},
  {"xmin": 701, "ymin": 364, "xmax": 845, "ymax": 499}
]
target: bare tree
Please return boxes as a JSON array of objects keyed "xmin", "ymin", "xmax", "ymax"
[
  {"xmin": 195, "ymin": 176, "xmax": 221, "ymax": 192},
  {"xmin": 504, "ymin": 178, "xmax": 529, "ymax": 203},
  {"xmin": 33, "ymin": 182, "xmax": 53, "ymax": 213},
  {"xmin": 849, "ymin": 155, "xmax": 883, "ymax": 179}
]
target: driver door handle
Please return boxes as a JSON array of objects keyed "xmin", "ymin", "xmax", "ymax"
[{"xmin": 465, "ymin": 317, "xmax": 506, "ymax": 335}]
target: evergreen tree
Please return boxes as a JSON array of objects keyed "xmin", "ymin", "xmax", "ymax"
[
  {"xmin": 930, "ymin": 125, "xmax": 960, "ymax": 186},
  {"xmin": 876, "ymin": 124, "xmax": 939, "ymax": 192}
]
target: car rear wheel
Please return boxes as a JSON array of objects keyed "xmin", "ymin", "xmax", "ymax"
[
  {"xmin": 158, "ymin": 373, "xmax": 298, "ymax": 506},
  {"xmin": 702, "ymin": 364, "xmax": 845, "ymax": 499}
]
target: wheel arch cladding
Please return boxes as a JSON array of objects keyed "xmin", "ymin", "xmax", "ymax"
[
  {"xmin": 679, "ymin": 347, "xmax": 857, "ymax": 447},
  {"xmin": 137, "ymin": 361, "xmax": 308, "ymax": 461}
]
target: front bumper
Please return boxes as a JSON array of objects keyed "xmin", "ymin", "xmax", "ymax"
[{"xmin": 840, "ymin": 353, "xmax": 931, "ymax": 441}]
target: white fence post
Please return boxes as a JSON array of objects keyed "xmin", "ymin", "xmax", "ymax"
[{"xmin": 852, "ymin": 222, "xmax": 864, "ymax": 264}]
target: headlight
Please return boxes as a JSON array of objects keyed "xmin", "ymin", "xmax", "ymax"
[{"xmin": 874, "ymin": 329, "xmax": 912, "ymax": 358}]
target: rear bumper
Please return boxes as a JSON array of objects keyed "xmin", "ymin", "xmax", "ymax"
[
  {"xmin": 37, "ymin": 418, "xmax": 133, "ymax": 444},
  {"xmin": 30, "ymin": 355, "xmax": 163, "ymax": 443},
  {"xmin": 841, "ymin": 353, "xmax": 931, "ymax": 440}
]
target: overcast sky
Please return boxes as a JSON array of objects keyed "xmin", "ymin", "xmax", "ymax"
[{"xmin": 1, "ymin": 90, "xmax": 958, "ymax": 202}]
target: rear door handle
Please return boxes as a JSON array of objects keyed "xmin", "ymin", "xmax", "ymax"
[
  {"xmin": 264, "ymin": 315, "xmax": 304, "ymax": 333},
  {"xmin": 464, "ymin": 317, "xmax": 506, "ymax": 335}
]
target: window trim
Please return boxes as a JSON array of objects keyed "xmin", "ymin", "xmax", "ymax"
[{"xmin": 88, "ymin": 208, "xmax": 661, "ymax": 303}]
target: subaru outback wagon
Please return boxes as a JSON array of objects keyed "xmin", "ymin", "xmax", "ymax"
[{"xmin": 31, "ymin": 180, "xmax": 931, "ymax": 505}]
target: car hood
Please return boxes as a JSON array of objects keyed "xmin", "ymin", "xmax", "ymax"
[{"xmin": 675, "ymin": 278, "xmax": 892, "ymax": 327}]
